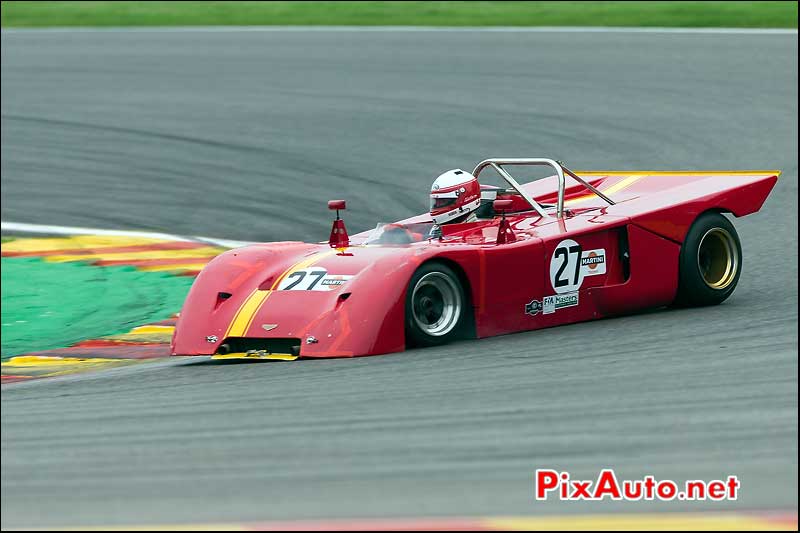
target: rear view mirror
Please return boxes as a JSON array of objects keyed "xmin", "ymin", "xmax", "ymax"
[
  {"xmin": 493, "ymin": 199, "xmax": 513, "ymax": 213},
  {"xmin": 494, "ymin": 199, "xmax": 516, "ymax": 244},
  {"xmin": 327, "ymin": 200, "xmax": 348, "ymax": 247}
]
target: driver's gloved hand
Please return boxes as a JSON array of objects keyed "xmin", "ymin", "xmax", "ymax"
[{"xmin": 428, "ymin": 224, "xmax": 442, "ymax": 239}]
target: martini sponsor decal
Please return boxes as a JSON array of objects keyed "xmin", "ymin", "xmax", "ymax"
[
  {"xmin": 277, "ymin": 267, "xmax": 353, "ymax": 291},
  {"xmin": 320, "ymin": 276, "xmax": 350, "ymax": 287},
  {"xmin": 550, "ymin": 239, "xmax": 607, "ymax": 293},
  {"xmin": 581, "ymin": 248, "xmax": 606, "ymax": 276},
  {"xmin": 543, "ymin": 292, "xmax": 579, "ymax": 315}
]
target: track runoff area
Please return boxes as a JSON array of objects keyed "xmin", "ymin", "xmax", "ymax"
[{"xmin": 0, "ymin": 219, "xmax": 795, "ymax": 530}]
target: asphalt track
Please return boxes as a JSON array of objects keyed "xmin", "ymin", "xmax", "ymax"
[{"xmin": 1, "ymin": 28, "xmax": 798, "ymax": 529}]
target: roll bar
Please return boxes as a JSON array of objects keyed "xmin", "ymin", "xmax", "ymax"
[{"xmin": 471, "ymin": 158, "xmax": 614, "ymax": 218}]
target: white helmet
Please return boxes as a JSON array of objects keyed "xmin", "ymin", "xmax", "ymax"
[{"xmin": 429, "ymin": 169, "xmax": 481, "ymax": 225}]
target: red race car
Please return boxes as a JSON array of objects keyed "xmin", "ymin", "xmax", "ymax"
[{"xmin": 171, "ymin": 158, "xmax": 779, "ymax": 361}]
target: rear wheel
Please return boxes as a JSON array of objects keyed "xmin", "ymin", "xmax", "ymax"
[
  {"xmin": 405, "ymin": 262, "xmax": 467, "ymax": 347},
  {"xmin": 675, "ymin": 212, "xmax": 742, "ymax": 307}
]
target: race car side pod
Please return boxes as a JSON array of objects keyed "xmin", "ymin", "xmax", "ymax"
[
  {"xmin": 494, "ymin": 199, "xmax": 516, "ymax": 244},
  {"xmin": 328, "ymin": 199, "xmax": 350, "ymax": 248}
]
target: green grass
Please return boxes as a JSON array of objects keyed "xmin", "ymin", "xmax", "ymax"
[
  {"xmin": 1, "ymin": 1, "xmax": 797, "ymax": 28},
  {"xmin": 1, "ymin": 257, "xmax": 194, "ymax": 359},
  {"xmin": 1, "ymin": 237, "xmax": 16, "ymax": 244}
]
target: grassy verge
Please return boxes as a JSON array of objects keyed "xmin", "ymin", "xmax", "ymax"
[
  {"xmin": 2, "ymin": 1, "xmax": 797, "ymax": 28},
  {"xmin": 1, "ymin": 257, "xmax": 193, "ymax": 359}
]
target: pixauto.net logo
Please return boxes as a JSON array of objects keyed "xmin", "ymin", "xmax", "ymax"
[{"xmin": 534, "ymin": 469, "xmax": 740, "ymax": 501}]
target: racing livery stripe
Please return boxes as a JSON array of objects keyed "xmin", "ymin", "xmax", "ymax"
[
  {"xmin": 564, "ymin": 174, "xmax": 644, "ymax": 206},
  {"xmin": 572, "ymin": 170, "xmax": 782, "ymax": 176},
  {"xmin": 224, "ymin": 250, "xmax": 336, "ymax": 339},
  {"xmin": 224, "ymin": 288, "xmax": 267, "ymax": 339},
  {"xmin": 240, "ymin": 250, "xmax": 338, "ymax": 336},
  {"xmin": 562, "ymin": 170, "xmax": 782, "ymax": 207},
  {"xmin": 231, "ymin": 290, "xmax": 271, "ymax": 338}
]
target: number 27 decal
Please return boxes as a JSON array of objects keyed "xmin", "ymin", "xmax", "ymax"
[
  {"xmin": 553, "ymin": 243, "xmax": 582, "ymax": 288},
  {"xmin": 549, "ymin": 239, "xmax": 607, "ymax": 294},
  {"xmin": 282, "ymin": 270, "xmax": 326, "ymax": 290},
  {"xmin": 277, "ymin": 267, "xmax": 353, "ymax": 291}
]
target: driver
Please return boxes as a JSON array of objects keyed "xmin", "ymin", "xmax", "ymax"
[{"xmin": 428, "ymin": 169, "xmax": 482, "ymax": 238}]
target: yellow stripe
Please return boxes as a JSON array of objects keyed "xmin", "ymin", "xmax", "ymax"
[
  {"xmin": 224, "ymin": 250, "xmax": 337, "ymax": 339},
  {"xmin": 564, "ymin": 174, "xmax": 645, "ymax": 206},
  {"xmin": 225, "ymin": 289, "xmax": 271, "ymax": 338},
  {"xmin": 601, "ymin": 174, "xmax": 645, "ymax": 194},
  {"xmin": 238, "ymin": 251, "xmax": 336, "ymax": 334},
  {"xmin": 44, "ymin": 246, "xmax": 224, "ymax": 263},
  {"xmin": 127, "ymin": 325, "xmax": 176, "ymax": 335},
  {"xmin": 65, "ymin": 513, "xmax": 797, "ymax": 531},
  {"xmin": 223, "ymin": 288, "xmax": 258, "ymax": 338},
  {"xmin": 136, "ymin": 263, "xmax": 210, "ymax": 272},
  {"xmin": 71, "ymin": 523, "xmax": 247, "ymax": 531},
  {"xmin": 562, "ymin": 169, "xmax": 781, "ymax": 208},
  {"xmin": 211, "ymin": 352, "xmax": 297, "ymax": 361},
  {"xmin": 573, "ymin": 170, "xmax": 781, "ymax": 177},
  {"xmin": 487, "ymin": 513, "xmax": 796, "ymax": 531},
  {"xmin": 1, "ymin": 235, "xmax": 169, "ymax": 254},
  {"xmin": 3, "ymin": 356, "xmax": 122, "ymax": 367}
]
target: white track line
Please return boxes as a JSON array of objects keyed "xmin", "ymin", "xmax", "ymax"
[
  {"xmin": 0, "ymin": 221, "xmax": 253, "ymax": 249},
  {"xmin": 1, "ymin": 26, "xmax": 796, "ymax": 35}
]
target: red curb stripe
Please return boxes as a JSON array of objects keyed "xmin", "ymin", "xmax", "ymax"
[
  {"xmin": 24, "ymin": 344, "xmax": 171, "ymax": 360},
  {"xmin": 759, "ymin": 512, "xmax": 800, "ymax": 528},
  {"xmin": 242, "ymin": 518, "xmax": 491, "ymax": 531},
  {"xmin": 91, "ymin": 257, "xmax": 215, "ymax": 267},
  {"xmin": 1, "ymin": 375, "xmax": 35, "ymax": 383},
  {"xmin": 73, "ymin": 339, "xmax": 154, "ymax": 348},
  {"xmin": 148, "ymin": 317, "xmax": 179, "ymax": 327},
  {"xmin": 1, "ymin": 241, "xmax": 210, "ymax": 258}
]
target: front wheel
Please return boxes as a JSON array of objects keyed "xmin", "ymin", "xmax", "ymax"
[
  {"xmin": 405, "ymin": 262, "xmax": 468, "ymax": 347},
  {"xmin": 674, "ymin": 212, "xmax": 742, "ymax": 307}
]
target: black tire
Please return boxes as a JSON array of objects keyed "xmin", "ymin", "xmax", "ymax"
[
  {"xmin": 674, "ymin": 212, "xmax": 742, "ymax": 307},
  {"xmin": 405, "ymin": 262, "xmax": 468, "ymax": 347}
]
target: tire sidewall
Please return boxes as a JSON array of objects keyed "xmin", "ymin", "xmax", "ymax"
[
  {"xmin": 405, "ymin": 262, "xmax": 467, "ymax": 347},
  {"xmin": 677, "ymin": 212, "xmax": 742, "ymax": 306}
]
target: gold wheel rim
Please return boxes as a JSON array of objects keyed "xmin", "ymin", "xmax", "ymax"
[{"xmin": 697, "ymin": 228, "xmax": 738, "ymax": 290}]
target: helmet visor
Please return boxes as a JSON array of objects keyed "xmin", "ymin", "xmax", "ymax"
[{"xmin": 430, "ymin": 196, "xmax": 457, "ymax": 212}]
